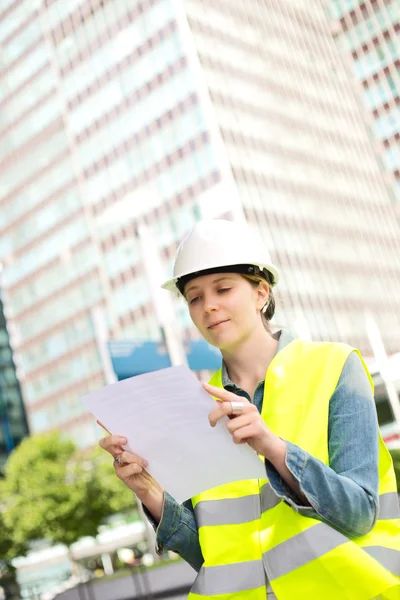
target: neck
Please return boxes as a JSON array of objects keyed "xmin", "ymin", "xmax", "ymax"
[{"xmin": 222, "ymin": 327, "xmax": 279, "ymax": 397}]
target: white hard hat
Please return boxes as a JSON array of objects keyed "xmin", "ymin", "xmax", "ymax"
[{"xmin": 161, "ymin": 219, "xmax": 280, "ymax": 295}]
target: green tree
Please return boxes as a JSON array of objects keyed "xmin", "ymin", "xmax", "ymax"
[
  {"xmin": 1, "ymin": 432, "xmax": 136, "ymax": 549},
  {"xmin": 0, "ymin": 498, "xmax": 27, "ymax": 600},
  {"xmin": 0, "ymin": 506, "xmax": 27, "ymax": 560},
  {"xmin": 389, "ymin": 448, "xmax": 400, "ymax": 493}
]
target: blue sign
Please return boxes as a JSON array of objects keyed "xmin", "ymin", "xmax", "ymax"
[
  {"xmin": 108, "ymin": 339, "xmax": 221, "ymax": 380},
  {"xmin": 185, "ymin": 339, "xmax": 221, "ymax": 372}
]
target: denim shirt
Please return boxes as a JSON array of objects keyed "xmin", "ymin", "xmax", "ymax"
[{"xmin": 146, "ymin": 330, "xmax": 379, "ymax": 572}]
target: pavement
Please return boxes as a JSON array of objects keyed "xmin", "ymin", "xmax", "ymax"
[{"xmin": 54, "ymin": 561, "xmax": 195, "ymax": 600}]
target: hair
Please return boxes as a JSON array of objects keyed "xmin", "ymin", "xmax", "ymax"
[{"xmin": 241, "ymin": 270, "xmax": 276, "ymax": 332}]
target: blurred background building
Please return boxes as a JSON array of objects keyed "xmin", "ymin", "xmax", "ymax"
[
  {"xmin": 0, "ymin": 0, "xmax": 399, "ymax": 447},
  {"xmin": 0, "ymin": 291, "xmax": 29, "ymax": 474},
  {"xmin": 325, "ymin": 0, "xmax": 399, "ymax": 209}
]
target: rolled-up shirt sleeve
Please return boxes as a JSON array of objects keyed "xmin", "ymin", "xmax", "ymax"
[
  {"xmin": 265, "ymin": 351, "xmax": 379, "ymax": 538},
  {"xmin": 143, "ymin": 492, "xmax": 203, "ymax": 572}
]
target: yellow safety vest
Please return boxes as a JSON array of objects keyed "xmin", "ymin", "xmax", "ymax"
[{"xmin": 188, "ymin": 340, "xmax": 400, "ymax": 600}]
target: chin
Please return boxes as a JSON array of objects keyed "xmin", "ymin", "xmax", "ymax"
[
  {"xmin": 203, "ymin": 335, "xmax": 222, "ymax": 350},
  {"xmin": 208, "ymin": 334, "xmax": 242, "ymax": 352}
]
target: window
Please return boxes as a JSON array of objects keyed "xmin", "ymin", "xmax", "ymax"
[
  {"xmin": 383, "ymin": 146, "xmax": 400, "ymax": 171},
  {"xmin": 2, "ymin": 18, "xmax": 42, "ymax": 69},
  {"xmin": 0, "ymin": 346, "xmax": 12, "ymax": 363},
  {"xmin": 0, "ymin": 96, "xmax": 61, "ymax": 163},
  {"xmin": 0, "ymin": 0, "xmax": 38, "ymax": 44},
  {"xmin": 0, "ymin": 331, "xmax": 9, "ymax": 346},
  {"xmin": 0, "ymin": 367, "xmax": 17, "ymax": 385},
  {"xmin": 373, "ymin": 107, "xmax": 400, "ymax": 140}
]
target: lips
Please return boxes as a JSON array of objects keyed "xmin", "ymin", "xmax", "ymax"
[{"xmin": 208, "ymin": 320, "xmax": 229, "ymax": 329}]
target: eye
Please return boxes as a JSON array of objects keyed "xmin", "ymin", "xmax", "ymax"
[
  {"xmin": 218, "ymin": 288, "xmax": 231, "ymax": 294},
  {"xmin": 189, "ymin": 296, "xmax": 200, "ymax": 305}
]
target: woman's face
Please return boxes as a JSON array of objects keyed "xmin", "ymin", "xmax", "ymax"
[{"xmin": 184, "ymin": 272, "xmax": 268, "ymax": 351}]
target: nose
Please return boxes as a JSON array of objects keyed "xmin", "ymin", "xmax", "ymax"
[{"xmin": 203, "ymin": 292, "xmax": 218, "ymax": 314}]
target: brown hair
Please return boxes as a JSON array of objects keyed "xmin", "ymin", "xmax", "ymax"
[{"xmin": 241, "ymin": 271, "xmax": 276, "ymax": 332}]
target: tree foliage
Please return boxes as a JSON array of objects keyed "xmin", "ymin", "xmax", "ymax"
[
  {"xmin": 1, "ymin": 432, "xmax": 136, "ymax": 550},
  {"xmin": 0, "ymin": 490, "xmax": 27, "ymax": 598},
  {"xmin": 0, "ymin": 508, "xmax": 27, "ymax": 560}
]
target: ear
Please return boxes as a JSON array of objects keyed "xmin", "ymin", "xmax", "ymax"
[{"xmin": 256, "ymin": 281, "xmax": 270, "ymax": 311}]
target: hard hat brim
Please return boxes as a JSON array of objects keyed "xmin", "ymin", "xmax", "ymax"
[{"xmin": 161, "ymin": 262, "xmax": 280, "ymax": 295}]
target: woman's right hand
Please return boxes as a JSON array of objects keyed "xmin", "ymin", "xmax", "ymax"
[{"xmin": 98, "ymin": 431, "xmax": 164, "ymax": 521}]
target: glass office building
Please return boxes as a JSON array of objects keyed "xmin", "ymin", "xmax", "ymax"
[
  {"xmin": 325, "ymin": 0, "xmax": 400, "ymax": 204},
  {"xmin": 0, "ymin": 293, "xmax": 29, "ymax": 473},
  {"xmin": 0, "ymin": 0, "xmax": 399, "ymax": 443}
]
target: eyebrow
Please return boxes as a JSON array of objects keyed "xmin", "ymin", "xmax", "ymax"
[{"xmin": 185, "ymin": 276, "xmax": 234, "ymax": 296}]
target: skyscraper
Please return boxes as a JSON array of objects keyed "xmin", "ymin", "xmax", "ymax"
[
  {"xmin": 0, "ymin": 292, "xmax": 29, "ymax": 473},
  {"xmin": 0, "ymin": 0, "xmax": 399, "ymax": 443},
  {"xmin": 324, "ymin": 0, "xmax": 399, "ymax": 206}
]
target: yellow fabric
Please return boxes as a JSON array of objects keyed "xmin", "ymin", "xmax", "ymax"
[
  {"xmin": 198, "ymin": 520, "xmax": 263, "ymax": 565},
  {"xmin": 270, "ymin": 543, "xmax": 395, "ymax": 600},
  {"xmin": 188, "ymin": 339, "xmax": 400, "ymax": 599},
  {"xmin": 191, "ymin": 479, "xmax": 262, "ymax": 504}
]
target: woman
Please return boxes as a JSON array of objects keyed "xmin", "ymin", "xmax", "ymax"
[{"xmin": 99, "ymin": 219, "xmax": 400, "ymax": 599}]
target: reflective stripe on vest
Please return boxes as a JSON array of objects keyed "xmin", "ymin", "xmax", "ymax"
[
  {"xmin": 378, "ymin": 492, "xmax": 400, "ymax": 520},
  {"xmin": 191, "ymin": 540, "xmax": 400, "ymax": 596},
  {"xmin": 191, "ymin": 559, "xmax": 265, "ymax": 595},
  {"xmin": 263, "ymin": 522, "xmax": 348, "ymax": 580},
  {"xmin": 263, "ymin": 520, "xmax": 400, "ymax": 581},
  {"xmin": 195, "ymin": 490, "xmax": 399, "ymax": 528},
  {"xmin": 192, "ymin": 561, "xmax": 279, "ymax": 597},
  {"xmin": 365, "ymin": 547, "xmax": 400, "ymax": 577},
  {"xmin": 194, "ymin": 483, "xmax": 280, "ymax": 526}
]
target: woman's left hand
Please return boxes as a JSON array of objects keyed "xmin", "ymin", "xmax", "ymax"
[{"xmin": 203, "ymin": 382, "xmax": 276, "ymax": 458}]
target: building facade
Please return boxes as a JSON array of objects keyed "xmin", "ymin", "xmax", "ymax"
[
  {"xmin": 0, "ymin": 292, "xmax": 29, "ymax": 473},
  {"xmin": 324, "ymin": 0, "xmax": 400, "ymax": 207},
  {"xmin": 0, "ymin": 0, "xmax": 399, "ymax": 444}
]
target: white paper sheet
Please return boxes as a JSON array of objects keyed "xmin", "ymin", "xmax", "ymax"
[{"xmin": 82, "ymin": 365, "xmax": 266, "ymax": 503}]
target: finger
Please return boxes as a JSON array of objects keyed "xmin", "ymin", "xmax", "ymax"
[
  {"xmin": 226, "ymin": 414, "xmax": 253, "ymax": 433},
  {"xmin": 231, "ymin": 424, "xmax": 254, "ymax": 444},
  {"xmin": 117, "ymin": 462, "xmax": 146, "ymax": 477},
  {"xmin": 97, "ymin": 420, "xmax": 111, "ymax": 434},
  {"xmin": 209, "ymin": 402, "xmax": 234, "ymax": 427},
  {"xmin": 99, "ymin": 434, "xmax": 127, "ymax": 455},
  {"xmin": 202, "ymin": 382, "xmax": 249, "ymax": 404},
  {"xmin": 209, "ymin": 399, "xmax": 253, "ymax": 427},
  {"xmin": 117, "ymin": 451, "xmax": 148, "ymax": 469}
]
